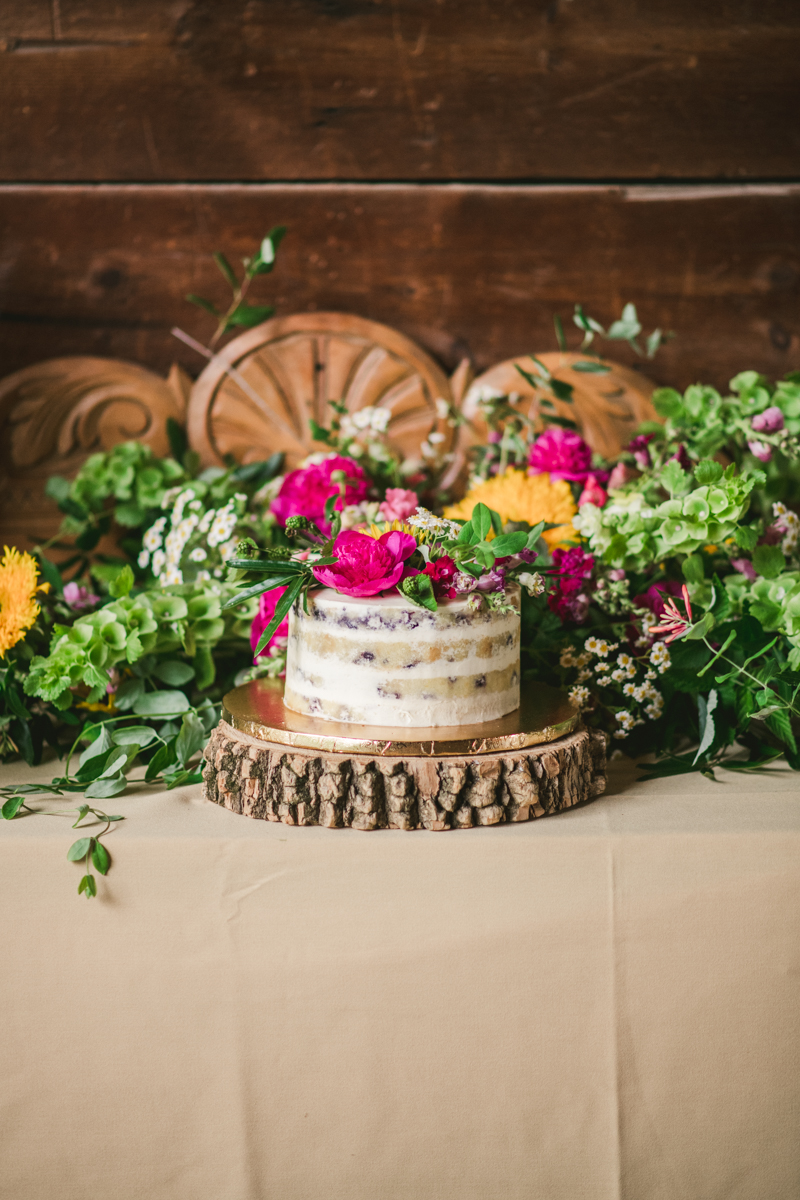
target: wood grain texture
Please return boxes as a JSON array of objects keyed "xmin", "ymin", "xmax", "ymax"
[
  {"xmin": 204, "ymin": 719, "xmax": 608, "ymax": 831},
  {"xmin": 1, "ymin": 183, "xmax": 798, "ymax": 393},
  {"xmin": 0, "ymin": 1, "xmax": 798, "ymax": 182}
]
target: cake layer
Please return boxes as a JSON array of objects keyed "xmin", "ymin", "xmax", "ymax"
[{"xmin": 284, "ymin": 587, "xmax": 521, "ymax": 727}]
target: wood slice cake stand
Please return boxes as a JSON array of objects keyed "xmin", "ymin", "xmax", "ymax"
[{"xmin": 204, "ymin": 679, "xmax": 607, "ymax": 831}]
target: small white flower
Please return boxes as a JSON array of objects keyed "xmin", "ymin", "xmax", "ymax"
[
  {"xmin": 569, "ymin": 685, "xmax": 591, "ymax": 708},
  {"xmin": 611, "ymin": 668, "xmax": 626, "ymax": 683},
  {"xmin": 189, "ymin": 547, "xmax": 207, "ymax": 562},
  {"xmin": 519, "ymin": 571, "xmax": 544, "ymax": 597},
  {"xmin": 143, "ymin": 516, "xmax": 167, "ymax": 552},
  {"xmin": 428, "ymin": 431, "xmax": 446, "ymax": 445},
  {"xmin": 595, "ymin": 661, "xmax": 611, "ymax": 673},
  {"xmin": 613, "ymin": 730, "xmax": 630, "ymax": 740},
  {"xmin": 152, "ymin": 549, "xmax": 166, "ymax": 576},
  {"xmin": 198, "ymin": 509, "xmax": 214, "ymax": 534},
  {"xmin": 560, "ymin": 648, "xmax": 576, "ymax": 668},
  {"xmin": 164, "ymin": 566, "xmax": 183, "ymax": 586},
  {"xmin": 196, "ymin": 570, "xmax": 211, "ymax": 583},
  {"xmin": 435, "ymin": 397, "xmax": 450, "ymax": 420},
  {"xmin": 138, "ymin": 549, "xmax": 150, "ymax": 569},
  {"xmin": 577, "ymin": 667, "xmax": 592, "ymax": 683},
  {"xmin": 623, "ymin": 682, "xmax": 637, "ymax": 697}
]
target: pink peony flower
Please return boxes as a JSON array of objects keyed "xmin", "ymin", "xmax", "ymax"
[
  {"xmin": 578, "ymin": 474, "xmax": 608, "ymax": 508},
  {"xmin": 312, "ymin": 529, "xmax": 417, "ymax": 597},
  {"xmin": 271, "ymin": 455, "xmax": 369, "ymax": 531},
  {"xmin": 528, "ymin": 428, "xmax": 593, "ymax": 483},
  {"xmin": 250, "ymin": 587, "xmax": 289, "ymax": 661},
  {"xmin": 547, "ymin": 546, "xmax": 595, "ymax": 624},
  {"xmin": 422, "ymin": 554, "xmax": 458, "ymax": 599},
  {"xmin": 748, "ymin": 440, "xmax": 772, "ymax": 463},
  {"xmin": 379, "ymin": 488, "xmax": 419, "ymax": 524},
  {"xmin": 63, "ymin": 581, "xmax": 99, "ymax": 610},
  {"xmin": 607, "ymin": 462, "xmax": 636, "ymax": 491},
  {"xmin": 751, "ymin": 406, "xmax": 784, "ymax": 433}
]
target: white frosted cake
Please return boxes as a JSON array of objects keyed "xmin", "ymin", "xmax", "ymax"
[{"xmin": 284, "ymin": 586, "xmax": 521, "ymax": 727}]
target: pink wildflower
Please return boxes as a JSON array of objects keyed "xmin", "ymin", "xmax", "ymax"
[
  {"xmin": 731, "ymin": 558, "xmax": 758, "ymax": 582},
  {"xmin": 578, "ymin": 474, "xmax": 608, "ymax": 508},
  {"xmin": 528, "ymin": 427, "xmax": 593, "ymax": 483},
  {"xmin": 649, "ymin": 584, "xmax": 694, "ymax": 643},
  {"xmin": 312, "ymin": 529, "xmax": 417, "ymax": 598},
  {"xmin": 271, "ymin": 455, "xmax": 368, "ymax": 531},
  {"xmin": 63, "ymin": 581, "xmax": 99, "ymax": 610},
  {"xmin": 378, "ymin": 488, "xmax": 419, "ymax": 524},
  {"xmin": 422, "ymin": 554, "xmax": 458, "ymax": 599},
  {"xmin": 627, "ymin": 433, "xmax": 654, "ymax": 470},
  {"xmin": 607, "ymin": 462, "xmax": 636, "ymax": 490},
  {"xmin": 748, "ymin": 440, "xmax": 772, "ymax": 463},
  {"xmin": 751, "ymin": 406, "xmax": 784, "ymax": 433}
]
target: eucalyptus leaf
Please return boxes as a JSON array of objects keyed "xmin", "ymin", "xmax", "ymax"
[
  {"xmin": 133, "ymin": 690, "xmax": 191, "ymax": 716},
  {"xmin": 175, "ymin": 712, "xmax": 207, "ymax": 767}
]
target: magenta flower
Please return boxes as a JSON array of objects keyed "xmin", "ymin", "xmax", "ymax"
[
  {"xmin": 627, "ymin": 433, "xmax": 654, "ymax": 470},
  {"xmin": 422, "ymin": 554, "xmax": 458, "ymax": 599},
  {"xmin": 271, "ymin": 455, "xmax": 369, "ymax": 531},
  {"xmin": 250, "ymin": 587, "xmax": 289, "ymax": 661},
  {"xmin": 528, "ymin": 428, "xmax": 593, "ymax": 482},
  {"xmin": 312, "ymin": 529, "xmax": 417, "ymax": 597},
  {"xmin": 578, "ymin": 474, "xmax": 608, "ymax": 508},
  {"xmin": 751, "ymin": 406, "xmax": 784, "ymax": 433},
  {"xmin": 748, "ymin": 439, "xmax": 772, "ymax": 463},
  {"xmin": 669, "ymin": 443, "xmax": 692, "ymax": 471},
  {"xmin": 378, "ymin": 488, "xmax": 419, "ymax": 524},
  {"xmin": 547, "ymin": 546, "xmax": 595, "ymax": 624}
]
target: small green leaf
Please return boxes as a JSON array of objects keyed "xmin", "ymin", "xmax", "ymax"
[
  {"xmin": 694, "ymin": 459, "xmax": 724, "ymax": 486},
  {"xmin": 186, "ymin": 293, "xmax": 219, "ymax": 316},
  {"xmin": 473, "ymin": 503, "xmax": 493, "ymax": 541},
  {"xmin": 174, "ymin": 711, "xmax": 207, "ymax": 767},
  {"xmin": 693, "ymin": 690, "xmax": 718, "ymax": 764},
  {"xmin": 112, "ymin": 725, "xmax": 158, "ymax": 748},
  {"xmin": 145, "ymin": 741, "xmax": 176, "ymax": 782},
  {"xmin": 166, "ymin": 417, "xmax": 188, "ymax": 462},
  {"xmin": 254, "ymin": 576, "xmax": 304, "ymax": 656},
  {"xmin": 661, "ymin": 460, "xmax": 688, "ymax": 496},
  {"xmin": 682, "ymin": 554, "xmax": 705, "ymax": 584},
  {"xmin": 213, "ymin": 251, "xmax": 239, "ymax": 289},
  {"xmin": 226, "ymin": 303, "xmax": 275, "ymax": 329},
  {"xmin": 92, "ymin": 841, "xmax": 110, "ymax": 875},
  {"xmin": 68, "ymin": 837, "xmax": 93, "ymax": 862},
  {"xmin": 553, "ymin": 313, "xmax": 567, "ymax": 352},
  {"xmin": 108, "ymin": 565, "xmax": 134, "ymax": 598},
  {"xmin": 685, "ymin": 612, "xmax": 715, "ymax": 640},
  {"xmin": 78, "ymin": 874, "xmax": 97, "ymax": 898},
  {"xmin": 488, "ymin": 532, "xmax": 528, "ymax": 556},
  {"xmin": 752, "ymin": 544, "xmax": 786, "ymax": 580},
  {"xmin": 133, "ymin": 690, "xmax": 191, "ymax": 716},
  {"xmin": 152, "ymin": 660, "xmax": 195, "ymax": 686},
  {"xmin": 549, "ymin": 378, "xmax": 574, "ymax": 403},
  {"xmin": 570, "ymin": 360, "xmax": 610, "ymax": 374},
  {"xmin": 456, "ymin": 520, "xmax": 475, "ymax": 545},
  {"xmin": 2, "ymin": 796, "xmax": 24, "ymax": 820},
  {"xmin": 84, "ymin": 773, "xmax": 128, "ymax": 800}
]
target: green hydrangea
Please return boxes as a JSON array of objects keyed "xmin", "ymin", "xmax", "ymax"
[
  {"xmin": 61, "ymin": 441, "xmax": 187, "ymax": 529},
  {"xmin": 25, "ymin": 578, "xmax": 258, "ymax": 709}
]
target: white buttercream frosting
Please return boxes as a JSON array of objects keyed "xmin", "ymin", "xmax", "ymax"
[{"xmin": 284, "ymin": 586, "xmax": 521, "ymax": 727}]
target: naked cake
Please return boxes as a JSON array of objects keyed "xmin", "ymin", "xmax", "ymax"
[{"xmin": 284, "ymin": 585, "xmax": 521, "ymax": 727}]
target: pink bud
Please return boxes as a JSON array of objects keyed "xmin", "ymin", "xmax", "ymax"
[
  {"xmin": 751, "ymin": 406, "xmax": 784, "ymax": 433},
  {"xmin": 747, "ymin": 440, "xmax": 773, "ymax": 463},
  {"xmin": 607, "ymin": 462, "xmax": 635, "ymax": 490},
  {"xmin": 578, "ymin": 474, "xmax": 608, "ymax": 508},
  {"xmin": 731, "ymin": 558, "xmax": 758, "ymax": 581}
]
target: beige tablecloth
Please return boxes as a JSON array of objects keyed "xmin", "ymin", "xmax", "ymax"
[{"xmin": 1, "ymin": 753, "xmax": 799, "ymax": 1200}]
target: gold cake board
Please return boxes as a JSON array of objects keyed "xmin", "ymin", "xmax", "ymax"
[{"xmin": 204, "ymin": 678, "xmax": 607, "ymax": 831}]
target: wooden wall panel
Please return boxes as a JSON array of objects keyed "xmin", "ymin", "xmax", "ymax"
[
  {"xmin": 1, "ymin": 183, "xmax": 798, "ymax": 393},
  {"xmin": 1, "ymin": 1, "xmax": 798, "ymax": 182}
]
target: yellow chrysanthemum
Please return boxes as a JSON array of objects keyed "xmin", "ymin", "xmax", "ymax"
[
  {"xmin": 0, "ymin": 546, "xmax": 48, "ymax": 657},
  {"xmin": 444, "ymin": 469, "xmax": 577, "ymax": 550}
]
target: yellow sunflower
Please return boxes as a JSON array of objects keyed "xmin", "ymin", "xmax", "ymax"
[
  {"xmin": 444, "ymin": 469, "xmax": 577, "ymax": 550},
  {"xmin": 0, "ymin": 546, "xmax": 49, "ymax": 657}
]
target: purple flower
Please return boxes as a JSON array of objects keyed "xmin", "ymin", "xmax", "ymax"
[
  {"xmin": 627, "ymin": 433, "xmax": 654, "ymax": 470},
  {"xmin": 528, "ymin": 427, "xmax": 593, "ymax": 483},
  {"xmin": 669, "ymin": 443, "xmax": 692, "ymax": 471},
  {"xmin": 751, "ymin": 406, "xmax": 784, "ymax": 434},
  {"xmin": 312, "ymin": 529, "xmax": 417, "ymax": 597},
  {"xmin": 731, "ymin": 558, "xmax": 758, "ymax": 582},
  {"xmin": 63, "ymin": 581, "xmax": 99, "ymax": 610},
  {"xmin": 748, "ymin": 440, "xmax": 772, "ymax": 463},
  {"xmin": 475, "ymin": 568, "xmax": 506, "ymax": 593}
]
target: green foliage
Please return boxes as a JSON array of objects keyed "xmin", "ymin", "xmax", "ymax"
[{"xmin": 185, "ymin": 227, "xmax": 287, "ymax": 347}]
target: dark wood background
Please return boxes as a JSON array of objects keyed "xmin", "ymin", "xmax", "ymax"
[{"xmin": 2, "ymin": 0, "xmax": 799, "ymax": 391}]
